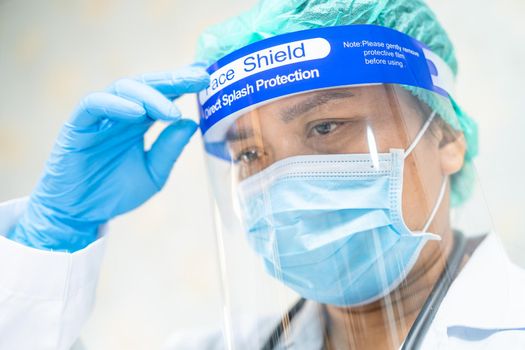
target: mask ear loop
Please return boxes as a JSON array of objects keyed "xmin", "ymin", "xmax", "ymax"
[
  {"xmin": 422, "ymin": 177, "xmax": 448, "ymax": 233},
  {"xmin": 402, "ymin": 110, "xmax": 447, "ymax": 233},
  {"xmin": 404, "ymin": 110, "xmax": 437, "ymax": 158}
]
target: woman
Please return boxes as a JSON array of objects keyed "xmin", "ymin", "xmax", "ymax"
[{"xmin": 1, "ymin": 0, "xmax": 524, "ymax": 349}]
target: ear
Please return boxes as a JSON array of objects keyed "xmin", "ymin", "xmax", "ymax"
[{"xmin": 439, "ymin": 133, "xmax": 466, "ymax": 176}]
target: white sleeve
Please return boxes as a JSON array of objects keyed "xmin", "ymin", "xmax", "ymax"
[{"xmin": 0, "ymin": 198, "xmax": 107, "ymax": 350}]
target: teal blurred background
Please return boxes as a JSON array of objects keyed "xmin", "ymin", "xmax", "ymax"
[{"xmin": 1, "ymin": 0, "xmax": 524, "ymax": 348}]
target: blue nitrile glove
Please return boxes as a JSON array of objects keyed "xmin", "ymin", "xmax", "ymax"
[{"xmin": 7, "ymin": 66, "xmax": 210, "ymax": 252}]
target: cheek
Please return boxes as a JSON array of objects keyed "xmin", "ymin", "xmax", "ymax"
[{"xmin": 400, "ymin": 139, "xmax": 444, "ymax": 231}]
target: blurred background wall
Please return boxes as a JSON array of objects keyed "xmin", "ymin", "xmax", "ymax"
[{"xmin": 1, "ymin": 0, "xmax": 524, "ymax": 348}]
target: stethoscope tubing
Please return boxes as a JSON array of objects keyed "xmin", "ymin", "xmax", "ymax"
[{"xmin": 401, "ymin": 231, "xmax": 466, "ymax": 349}]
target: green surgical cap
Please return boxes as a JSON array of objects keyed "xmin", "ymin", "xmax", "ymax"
[{"xmin": 196, "ymin": 0, "xmax": 478, "ymax": 206}]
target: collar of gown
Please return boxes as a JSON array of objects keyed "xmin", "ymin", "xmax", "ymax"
[{"xmin": 432, "ymin": 233, "xmax": 525, "ymax": 329}]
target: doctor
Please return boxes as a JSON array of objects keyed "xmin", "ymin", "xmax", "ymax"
[{"xmin": 1, "ymin": 0, "xmax": 525, "ymax": 349}]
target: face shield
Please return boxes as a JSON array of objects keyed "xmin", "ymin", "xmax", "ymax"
[{"xmin": 198, "ymin": 25, "xmax": 496, "ymax": 349}]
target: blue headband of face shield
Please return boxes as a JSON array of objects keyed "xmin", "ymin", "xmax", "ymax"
[
  {"xmin": 198, "ymin": 25, "xmax": 455, "ymax": 306},
  {"xmin": 198, "ymin": 24, "xmax": 455, "ymax": 159}
]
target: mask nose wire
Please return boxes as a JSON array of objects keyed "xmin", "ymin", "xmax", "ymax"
[{"xmin": 404, "ymin": 110, "xmax": 437, "ymax": 159}]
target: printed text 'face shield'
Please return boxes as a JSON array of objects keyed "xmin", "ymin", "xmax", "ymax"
[{"xmin": 198, "ymin": 25, "xmax": 498, "ymax": 349}]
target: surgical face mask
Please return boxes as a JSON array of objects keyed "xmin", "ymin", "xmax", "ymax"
[{"xmin": 237, "ymin": 111, "xmax": 448, "ymax": 307}]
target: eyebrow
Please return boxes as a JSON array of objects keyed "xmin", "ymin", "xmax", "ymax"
[
  {"xmin": 226, "ymin": 126, "xmax": 255, "ymax": 142},
  {"xmin": 226, "ymin": 90, "xmax": 355, "ymax": 142},
  {"xmin": 280, "ymin": 90, "xmax": 355, "ymax": 123}
]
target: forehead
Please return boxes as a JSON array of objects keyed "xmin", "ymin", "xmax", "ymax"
[
  {"xmin": 260, "ymin": 85, "xmax": 390, "ymax": 113},
  {"xmin": 230, "ymin": 85, "xmax": 418, "ymax": 131}
]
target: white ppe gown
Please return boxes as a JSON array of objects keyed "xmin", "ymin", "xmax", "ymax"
[{"xmin": 1, "ymin": 197, "xmax": 525, "ymax": 350}]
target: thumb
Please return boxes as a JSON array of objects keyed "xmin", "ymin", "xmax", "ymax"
[{"xmin": 146, "ymin": 118, "xmax": 198, "ymax": 189}]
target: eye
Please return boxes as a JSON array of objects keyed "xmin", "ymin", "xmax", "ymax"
[
  {"xmin": 310, "ymin": 121, "xmax": 343, "ymax": 136},
  {"xmin": 235, "ymin": 148, "xmax": 262, "ymax": 164}
]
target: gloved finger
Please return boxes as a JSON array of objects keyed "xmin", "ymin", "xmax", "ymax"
[
  {"xmin": 106, "ymin": 78, "xmax": 183, "ymax": 122},
  {"xmin": 69, "ymin": 92, "xmax": 147, "ymax": 128},
  {"xmin": 145, "ymin": 118, "xmax": 198, "ymax": 190},
  {"xmin": 134, "ymin": 64, "xmax": 210, "ymax": 99}
]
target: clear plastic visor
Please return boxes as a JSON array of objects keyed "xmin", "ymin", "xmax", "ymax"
[{"xmin": 204, "ymin": 84, "xmax": 495, "ymax": 349}]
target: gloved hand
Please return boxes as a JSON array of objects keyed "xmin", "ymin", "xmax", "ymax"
[{"xmin": 7, "ymin": 66, "xmax": 210, "ymax": 252}]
